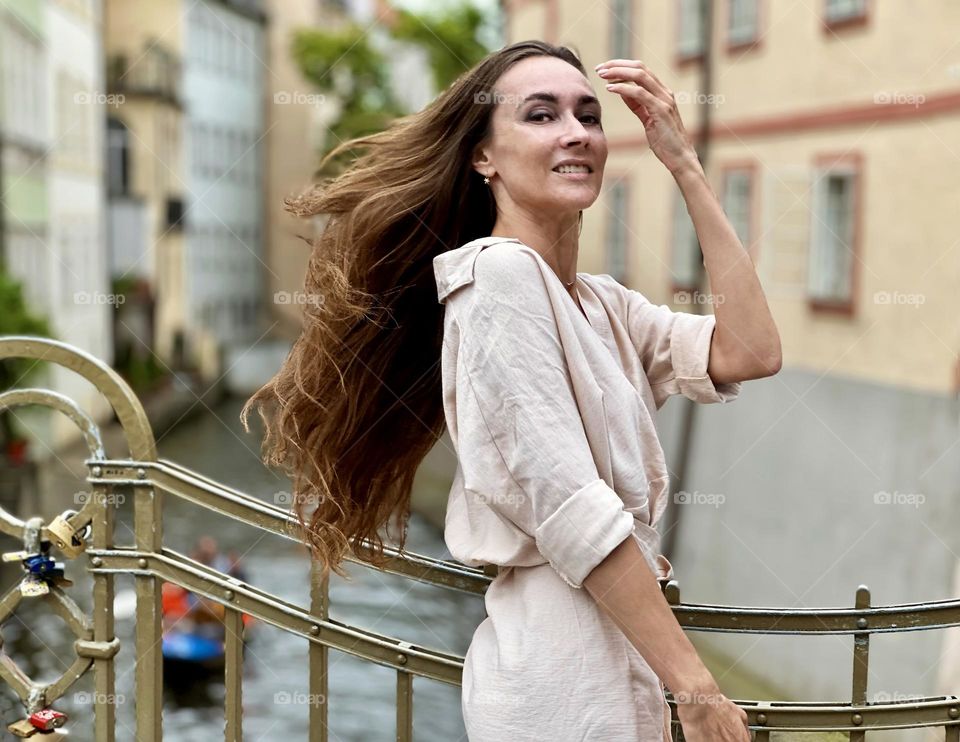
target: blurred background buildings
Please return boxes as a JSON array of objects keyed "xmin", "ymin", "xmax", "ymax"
[{"xmin": 0, "ymin": 1, "xmax": 958, "ymax": 739}]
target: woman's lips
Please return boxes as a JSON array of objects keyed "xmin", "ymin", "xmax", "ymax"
[{"xmin": 552, "ymin": 169, "xmax": 592, "ymax": 180}]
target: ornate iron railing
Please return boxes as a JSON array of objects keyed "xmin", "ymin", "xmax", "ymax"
[{"xmin": 0, "ymin": 335, "xmax": 957, "ymax": 740}]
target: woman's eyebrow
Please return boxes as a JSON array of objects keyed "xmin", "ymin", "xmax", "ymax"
[{"xmin": 521, "ymin": 92, "xmax": 600, "ymax": 107}]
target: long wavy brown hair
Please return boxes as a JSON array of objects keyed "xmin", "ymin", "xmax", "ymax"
[{"xmin": 241, "ymin": 39, "xmax": 588, "ymax": 581}]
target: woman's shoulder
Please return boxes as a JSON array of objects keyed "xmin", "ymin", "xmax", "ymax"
[{"xmin": 433, "ymin": 236, "xmax": 547, "ymax": 304}]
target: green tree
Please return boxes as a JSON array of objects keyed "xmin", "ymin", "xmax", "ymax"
[
  {"xmin": 291, "ymin": 2, "xmax": 491, "ymax": 172},
  {"xmin": 0, "ymin": 269, "xmax": 55, "ymax": 450}
]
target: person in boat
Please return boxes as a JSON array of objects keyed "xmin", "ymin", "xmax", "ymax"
[{"xmin": 162, "ymin": 537, "xmax": 252, "ymax": 629}]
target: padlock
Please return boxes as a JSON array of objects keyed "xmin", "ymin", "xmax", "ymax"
[
  {"xmin": 29, "ymin": 708, "xmax": 67, "ymax": 731},
  {"xmin": 47, "ymin": 514, "xmax": 86, "ymax": 558},
  {"xmin": 20, "ymin": 577, "xmax": 50, "ymax": 597},
  {"xmin": 7, "ymin": 718, "xmax": 38, "ymax": 737},
  {"xmin": 24, "ymin": 554, "xmax": 57, "ymax": 577},
  {"xmin": 8, "ymin": 722, "xmax": 68, "ymax": 740}
]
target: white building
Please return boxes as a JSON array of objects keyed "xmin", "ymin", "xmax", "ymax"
[
  {"xmin": 182, "ymin": 0, "xmax": 267, "ymax": 376},
  {"xmin": 1, "ymin": 0, "xmax": 113, "ymax": 450}
]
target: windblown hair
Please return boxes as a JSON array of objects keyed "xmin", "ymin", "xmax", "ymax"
[{"xmin": 241, "ymin": 40, "xmax": 588, "ymax": 581}]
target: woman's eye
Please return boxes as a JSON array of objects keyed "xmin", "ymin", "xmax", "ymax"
[{"xmin": 528, "ymin": 111, "xmax": 602, "ymax": 124}]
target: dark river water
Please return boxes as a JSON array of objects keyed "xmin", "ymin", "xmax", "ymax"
[{"xmin": 0, "ymin": 395, "xmax": 484, "ymax": 741}]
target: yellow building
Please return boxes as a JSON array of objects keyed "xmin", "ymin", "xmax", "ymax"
[
  {"xmin": 505, "ymin": 0, "xmax": 960, "ymax": 722},
  {"xmin": 105, "ymin": 0, "xmax": 187, "ymax": 367},
  {"xmin": 506, "ymin": 0, "xmax": 959, "ymax": 394}
]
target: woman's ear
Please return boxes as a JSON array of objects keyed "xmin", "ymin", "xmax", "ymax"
[{"xmin": 471, "ymin": 141, "xmax": 493, "ymax": 179}]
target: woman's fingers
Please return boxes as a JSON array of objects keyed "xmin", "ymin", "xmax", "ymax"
[
  {"xmin": 597, "ymin": 65, "xmax": 674, "ymax": 106},
  {"xmin": 596, "ymin": 59, "xmax": 670, "ymax": 90}
]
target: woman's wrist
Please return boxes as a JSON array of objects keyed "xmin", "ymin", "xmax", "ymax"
[
  {"xmin": 669, "ymin": 150, "xmax": 704, "ymax": 181},
  {"xmin": 670, "ymin": 671, "xmax": 721, "ymax": 705}
]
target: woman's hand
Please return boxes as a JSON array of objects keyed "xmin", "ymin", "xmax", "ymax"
[
  {"xmin": 674, "ymin": 687, "xmax": 752, "ymax": 741},
  {"xmin": 595, "ymin": 59, "xmax": 699, "ymax": 176}
]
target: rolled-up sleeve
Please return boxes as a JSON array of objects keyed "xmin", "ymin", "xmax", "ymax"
[
  {"xmin": 624, "ymin": 288, "xmax": 742, "ymax": 411},
  {"xmin": 449, "ymin": 245, "xmax": 635, "ymax": 589}
]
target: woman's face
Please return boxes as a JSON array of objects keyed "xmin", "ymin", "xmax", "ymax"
[{"xmin": 473, "ymin": 55, "xmax": 607, "ymax": 220}]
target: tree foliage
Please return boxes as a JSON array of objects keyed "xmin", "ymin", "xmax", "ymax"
[
  {"xmin": 291, "ymin": 2, "xmax": 491, "ymax": 171},
  {"xmin": 0, "ymin": 269, "xmax": 54, "ymax": 393}
]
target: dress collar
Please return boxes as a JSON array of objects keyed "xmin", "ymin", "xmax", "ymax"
[{"xmin": 432, "ymin": 237, "xmax": 523, "ymax": 304}]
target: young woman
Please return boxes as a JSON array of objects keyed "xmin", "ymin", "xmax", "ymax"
[{"xmin": 244, "ymin": 39, "xmax": 780, "ymax": 742}]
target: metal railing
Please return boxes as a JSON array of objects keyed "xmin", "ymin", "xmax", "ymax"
[{"xmin": 0, "ymin": 335, "xmax": 957, "ymax": 740}]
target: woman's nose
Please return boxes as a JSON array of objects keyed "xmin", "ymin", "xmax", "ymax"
[{"xmin": 561, "ymin": 114, "xmax": 590, "ymax": 143}]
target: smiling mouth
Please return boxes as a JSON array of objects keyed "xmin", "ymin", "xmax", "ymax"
[{"xmin": 552, "ymin": 167, "xmax": 592, "ymax": 175}]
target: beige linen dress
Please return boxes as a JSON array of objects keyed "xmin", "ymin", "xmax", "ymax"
[{"xmin": 433, "ymin": 236, "xmax": 742, "ymax": 742}]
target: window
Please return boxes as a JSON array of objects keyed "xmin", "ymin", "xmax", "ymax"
[
  {"xmin": 807, "ymin": 169, "xmax": 857, "ymax": 306},
  {"xmin": 605, "ymin": 180, "xmax": 630, "ymax": 283},
  {"xmin": 106, "ymin": 117, "xmax": 131, "ymax": 196},
  {"xmin": 721, "ymin": 169, "xmax": 753, "ymax": 251},
  {"xmin": 670, "ymin": 188, "xmax": 700, "ymax": 288},
  {"xmin": 728, "ymin": 0, "xmax": 759, "ymax": 46},
  {"xmin": 3, "ymin": 25, "xmax": 46, "ymax": 144},
  {"xmin": 609, "ymin": 0, "xmax": 633, "ymax": 60},
  {"xmin": 677, "ymin": 0, "xmax": 705, "ymax": 60},
  {"xmin": 825, "ymin": 0, "xmax": 865, "ymax": 23}
]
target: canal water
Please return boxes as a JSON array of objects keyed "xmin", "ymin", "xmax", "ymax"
[{"xmin": 0, "ymin": 395, "xmax": 485, "ymax": 741}]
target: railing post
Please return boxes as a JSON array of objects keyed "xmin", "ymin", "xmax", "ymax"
[
  {"xmin": 664, "ymin": 579, "xmax": 685, "ymax": 742},
  {"xmin": 851, "ymin": 585, "xmax": 871, "ymax": 742},
  {"xmin": 309, "ymin": 559, "xmax": 330, "ymax": 742},
  {"xmin": 91, "ymin": 475, "xmax": 117, "ymax": 742},
  {"xmin": 134, "ymin": 472, "xmax": 163, "ymax": 741},
  {"xmin": 224, "ymin": 606, "xmax": 244, "ymax": 741},
  {"xmin": 396, "ymin": 663, "xmax": 413, "ymax": 742}
]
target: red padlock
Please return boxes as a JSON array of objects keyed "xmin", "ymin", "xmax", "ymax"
[{"xmin": 29, "ymin": 709, "xmax": 66, "ymax": 731}]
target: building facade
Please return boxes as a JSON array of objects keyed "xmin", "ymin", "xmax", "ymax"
[
  {"xmin": 105, "ymin": 0, "xmax": 267, "ymax": 379},
  {"xmin": 182, "ymin": 0, "xmax": 266, "ymax": 377},
  {"xmin": 1, "ymin": 0, "xmax": 113, "ymax": 449},
  {"xmin": 504, "ymin": 0, "xmax": 960, "ymax": 728}
]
